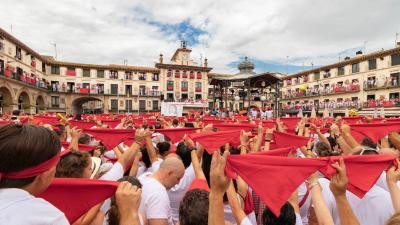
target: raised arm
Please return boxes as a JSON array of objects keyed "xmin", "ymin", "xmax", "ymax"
[
  {"xmin": 226, "ymin": 181, "xmax": 246, "ymax": 225},
  {"xmin": 341, "ymin": 124, "xmax": 361, "ymax": 150},
  {"xmin": 191, "ymin": 145, "xmax": 206, "ymax": 180},
  {"xmin": 209, "ymin": 151, "xmax": 230, "ymax": 225},
  {"xmin": 387, "ymin": 159, "xmax": 400, "ymax": 213},
  {"xmin": 144, "ymin": 130, "xmax": 158, "ymax": 164},
  {"xmin": 330, "ymin": 158, "xmax": 360, "ymax": 225},
  {"xmin": 309, "ymin": 173, "xmax": 335, "ymax": 225}
]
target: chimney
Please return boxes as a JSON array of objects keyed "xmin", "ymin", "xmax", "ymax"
[
  {"xmin": 204, "ymin": 57, "xmax": 208, "ymax": 67},
  {"xmin": 344, "ymin": 56, "xmax": 351, "ymax": 60},
  {"xmin": 355, "ymin": 50, "xmax": 363, "ymax": 55}
]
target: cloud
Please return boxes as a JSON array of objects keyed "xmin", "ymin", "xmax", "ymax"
[{"xmin": 0, "ymin": 0, "xmax": 399, "ymax": 74}]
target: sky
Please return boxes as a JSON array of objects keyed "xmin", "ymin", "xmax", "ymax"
[{"xmin": 1, "ymin": 0, "xmax": 399, "ymax": 74}]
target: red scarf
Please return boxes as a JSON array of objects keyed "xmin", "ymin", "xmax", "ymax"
[
  {"xmin": 251, "ymin": 147, "xmax": 296, "ymax": 157},
  {"xmin": 0, "ymin": 153, "xmax": 60, "ymax": 180},
  {"xmin": 273, "ymin": 131, "xmax": 309, "ymax": 149},
  {"xmin": 37, "ymin": 178, "xmax": 118, "ymax": 223},
  {"xmin": 32, "ymin": 116, "xmax": 60, "ymax": 125},
  {"xmin": 351, "ymin": 122, "xmax": 400, "ymax": 142},
  {"xmin": 69, "ymin": 121, "xmax": 96, "ymax": 130},
  {"xmin": 155, "ymin": 128, "xmax": 199, "ymax": 143},
  {"xmin": 188, "ymin": 130, "xmax": 241, "ymax": 154},
  {"xmin": 84, "ymin": 129, "xmax": 135, "ymax": 149},
  {"xmin": 102, "ymin": 120, "xmax": 121, "ymax": 128},
  {"xmin": 60, "ymin": 142, "xmax": 97, "ymax": 154},
  {"xmin": 280, "ymin": 118, "xmax": 300, "ymax": 130},
  {"xmin": 225, "ymin": 154, "xmax": 395, "ymax": 216},
  {"xmin": 213, "ymin": 123, "xmax": 257, "ymax": 132}
]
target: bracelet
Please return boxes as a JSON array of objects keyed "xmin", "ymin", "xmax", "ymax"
[{"xmin": 265, "ymin": 140, "xmax": 271, "ymax": 143}]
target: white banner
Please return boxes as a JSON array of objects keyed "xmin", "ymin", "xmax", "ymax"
[{"xmin": 161, "ymin": 102, "xmax": 183, "ymax": 117}]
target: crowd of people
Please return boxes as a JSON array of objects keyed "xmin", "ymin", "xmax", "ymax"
[{"xmin": 0, "ymin": 109, "xmax": 400, "ymax": 225}]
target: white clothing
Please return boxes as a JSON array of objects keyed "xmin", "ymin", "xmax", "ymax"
[
  {"xmin": 138, "ymin": 173, "xmax": 173, "ymax": 225},
  {"xmin": 266, "ymin": 110, "xmax": 273, "ymax": 119},
  {"xmin": 224, "ymin": 204, "xmax": 237, "ymax": 224},
  {"xmin": 99, "ymin": 162, "xmax": 124, "ymax": 181},
  {"xmin": 297, "ymin": 182, "xmax": 311, "ymax": 225},
  {"xmin": 168, "ymin": 164, "xmax": 196, "ymax": 224},
  {"xmin": 295, "ymin": 213, "xmax": 303, "ymax": 225},
  {"xmin": 147, "ymin": 158, "xmax": 163, "ymax": 173},
  {"xmin": 0, "ymin": 188, "xmax": 69, "ymax": 225},
  {"xmin": 319, "ymin": 178, "xmax": 393, "ymax": 225},
  {"xmin": 240, "ymin": 216, "xmax": 253, "ymax": 225}
]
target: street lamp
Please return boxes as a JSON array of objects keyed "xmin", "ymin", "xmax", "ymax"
[{"xmin": 234, "ymin": 95, "xmax": 240, "ymax": 111}]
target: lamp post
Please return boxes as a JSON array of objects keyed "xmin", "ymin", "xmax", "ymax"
[{"xmin": 260, "ymin": 95, "xmax": 266, "ymax": 108}]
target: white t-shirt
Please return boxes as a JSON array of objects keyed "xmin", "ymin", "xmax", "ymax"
[
  {"xmin": 0, "ymin": 188, "xmax": 69, "ymax": 225},
  {"xmin": 99, "ymin": 162, "xmax": 124, "ymax": 181},
  {"xmin": 146, "ymin": 158, "xmax": 163, "ymax": 173},
  {"xmin": 168, "ymin": 164, "xmax": 196, "ymax": 223},
  {"xmin": 319, "ymin": 178, "xmax": 393, "ymax": 225},
  {"xmin": 138, "ymin": 172, "xmax": 173, "ymax": 225}
]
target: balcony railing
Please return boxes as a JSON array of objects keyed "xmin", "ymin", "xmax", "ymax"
[
  {"xmin": 364, "ymin": 82, "xmax": 400, "ymax": 91},
  {"xmin": 0, "ymin": 72, "xmax": 50, "ymax": 90},
  {"xmin": 195, "ymin": 87, "xmax": 202, "ymax": 92},
  {"xmin": 181, "ymin": 87, "xmax": 188, "ymax": 91},
  {"xmin": 175, "ymin": 73, "xmax": 180, "ymax": 78},
  {"xmin": 138, "ymin": 90, "xmax": 161, "ymax": 96}
]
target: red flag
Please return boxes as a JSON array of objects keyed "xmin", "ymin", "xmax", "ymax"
[
  {"xmin": 37, "ymin": 178, "xmax": 118, "ymax": 223},
  {"xmin": 188, "ymin": 130, "xmax": 241, "ymax": 154},
  {"xmin": 32, "ymin": 116, "xmax": 60, "ymax": 125},
  {"xmin": 155, "ymin": 128, "xmax": 199, "ymax": 143},
  {"xmin": 273, "ymin": 131, "xmax": 309, "ymax": 149},
  {"xmin": 251, "ymin": 147, "xmax": 296, "ymax": 157},
  {"xmin": 61, "ymin": 142, "xmax": 97, "ymax": 153},
  {"xmin": 84, "ymin": 129, "xmax": 134, "ymax": 149}
]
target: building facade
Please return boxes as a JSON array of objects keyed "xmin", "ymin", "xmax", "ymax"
[
  {"xmin": 280, "ymin": 46, "xmax": 400, "ymax": 116},
  {"xmin": 0, "ymin": 28, "xmax": 210, "ymax": 114}
]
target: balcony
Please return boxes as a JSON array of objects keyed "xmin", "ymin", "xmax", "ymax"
[
  {"xmin": 175, "ymin": 73, "xmax": 180, "ymax": 78},
  {"xmin": 138, "ymin": 75, "xmax": 147, "ymax": 80},
  {"xmin": 197, "ymin": 73, "xmax": 202, "ymax": 79},
  {"xmin": 182, "ymin": 73, "xmax": 188, "ymax": 78},
  {"xmin": 190, "ymin": 73, "xmax": 195, "ymax": 79},
  {"xmin": 364, "ymin": 82, "xmax": 400, "ymax": 91},
  {"xmin": 0, "ymin": 72, "xmax": 49, "ymax": 91},
  {"xmin": 364, "ymin": 100, "xmax": 400, "ymax": 108},
  {"xmin": 195, "ymin": 87, "xmax": 202, "ymax": 92},
  {"xmin": 181, "ymin": 87, "xmax": 188, "ymax": 92},
  {"xmin": 167, "ymin": 71, "xmax": 172, "ymax": 77},
  {"xmin": 138, "ymin": 90, "xmax": 161, "ymax": 96},
  {"xmin": 109, "ymin": 73, "xmax": 119, "ymax": 79},
  {"xmin": 124, "ymin": 74, "xmax": 133, "ymax": 80}
]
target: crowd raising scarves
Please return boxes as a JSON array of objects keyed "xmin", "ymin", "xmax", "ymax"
[{"xmin": 1, "ymin": 109, "xmax": 400, "ymax": 225}]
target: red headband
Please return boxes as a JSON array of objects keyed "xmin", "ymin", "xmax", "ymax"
[{"xmin": 0, "ymin": 152, "xmax": 60, "ymax": 181}]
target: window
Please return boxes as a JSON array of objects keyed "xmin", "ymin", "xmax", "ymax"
[
  {"xmin": 195, "ymin": 94, "xmax": 202, "ymax": 99},
  {"xmin": 195, "ymin": 82, "xmax": 202, "ymax": 92},
  {"xmin": 42, "ymin": 63, "xmax": 46, "ymax": 73},
  {"xmin": 125, "ymin": 71, "xmax": 133, "ymax": 80},
  {"xmin": 151, "ymin": 86, "xmax": 159, "ymax": 96},
  {"xmin": 0, "ymin": 59, "xmax": 4, "ymax": 75},
  {"xmin": 367, "ymin": 94, "xmax": 375, "ymax": 100},
  {"xmin": 110, "ymin": 99, "xmax": 118, "ymax": 110},
  {"xmin": 110, "ymin": 84, "xmax": 118, "ymax": 95},
  {"xmin": 97, "ymin": 84, "xmax": 104, "ymax": 94},
  {"xmin": 181, "ymin": 81, "xmax": 188, "ymax": 91},
  {"xmin": 109, "ymin": 70, "xmax": 118, "ymax": 79},
  {"xmin": 167, "ymin": 69, "xmax": 172, "ymax": 77},
  {"xmin": 125, "ymin": 85, "xmax": 132, "ymax": 95},
  {"xmin": 152, "ymin": 73, "xmax": 159, "ymax": 81},
  {"xmin": 392, "ymin": 54, "xmax": 400, "ymax": 66},
  {"xmin": 351, "ymin": 63, "xmax": 359, "ymax": 73},
  {"xmin": 152, "ymin": 100, "xmax": 159, "ymax": 110},
  {"xmin": 125, "ymin": 100, "xmax": 132, "ymax": 111},
  {"xmin": 51, "ymin": 66, "xmax": 60, "ymax": 75},
  {"xmin": 338, "ymin": 67, "xmax": 345, "ymax": 76},
  {"xmin": 97, "ymin": 70, "xmax": 105, "ymax": 78},
  {"xmin": 139, "ymin": 73, "xmax": 146, "ymax": 80},
  {"xmin": 66, "ymin": 67, "xmax": 76, "ymax": 76},
  {"xmin": 167, "ymin": 81, "xmax": 174, "ymax": 91},
  {"xmin": 51, "ymin": 96, "xmax": 60, "ymax": 107},
  {"xmin": 83, "ymin": 69, "xmax": 91, "ymax": 77},
  {"xmin": 368, "ymin": 59, "xmax": 377, "ymax": 70},
  {"xmin": 0, "ymin": 37, "xmax": 4, "ymax": 52},
  {"xmin": 15, "ymin": 46, "xmax": 22, "ymax": 60},
  {"xmin": 314, "ymin": 72, "xmax": 320, "ymax": 80},
  {"xmin": 139, "ymin": 85, "xmax": 146, "ymax": 96}
]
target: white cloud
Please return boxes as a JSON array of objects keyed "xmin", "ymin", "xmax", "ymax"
[{"xmin": 0, "ymin": 0, "xmax": 399, "ymax": 73}]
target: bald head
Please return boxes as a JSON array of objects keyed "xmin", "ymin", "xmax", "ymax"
[
  {"xmin": 156, "ymin": 157, "xmax": 185, "ymax": 190},
  {"xmin": 160, "ymin": 157, "xmax": 185, "ymax": 173}
]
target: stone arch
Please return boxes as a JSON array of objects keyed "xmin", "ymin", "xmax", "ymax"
[
  {"xmin": 35, "ymin": 95, "xmax": 46, "ymax": 113},
  {"xmin": 17, "ymin": 91, "xmax": 31, "ymax": 112},
  {"xmin": 72, "ymin": 96, "xmax": 103, "ymax": 114},
  {"xmin": 0, "ymin": 86, "xmax": 14, "ymax": 113}
]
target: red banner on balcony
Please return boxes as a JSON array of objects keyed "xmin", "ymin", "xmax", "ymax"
[
  {"xmin": 190, "ymin": 73, "xmax": 195, "ymax": 79},
  {"xmin": 80, "ymin": 88, "xmax": 89, "ymax": 94},
  {"xmin": 66, "ymin": 70, "xmax": 76, "ymax": 76},
  {"xmin": 197, "ymin": 74, "xmax": 202, "ymax": 79},
  {"xmin": 175, "ymin": 73, "xmax": 180, "ymax": 78},
  {"xmin": 195, "ymin": 88, "xmax": 201, "ymax": 92},
  {"xmin": 5, "ymin": 69, "xmax": 11, "ymax": 77},
  {"xmin": 182, "ymin": 73, "xmax": 188, "ymax": 78},
  {"xmin": 181, "ymin": 87, "xmax": 188, "ymax": 91},
  {"xmin": 167, "ymin": 86, "xmax": 173, "ymax": 91}
]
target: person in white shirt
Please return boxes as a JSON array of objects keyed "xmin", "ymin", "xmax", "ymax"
[
  {"xmin": 0, "ymin": 124, "xmax": 69, "ymax": 225},
  {"xmin": 138, "ymin": 157, "xmax": 185, "ymax": 225}
]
